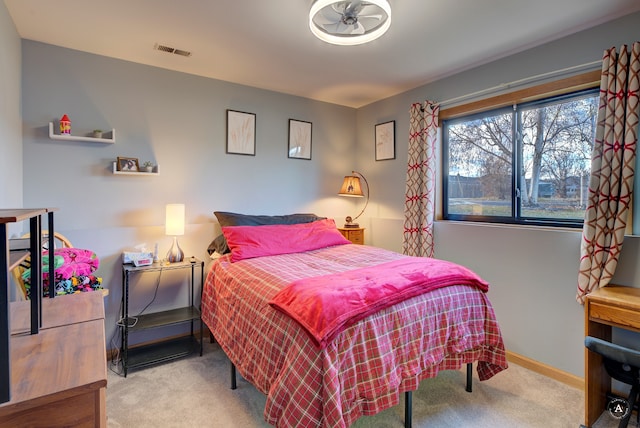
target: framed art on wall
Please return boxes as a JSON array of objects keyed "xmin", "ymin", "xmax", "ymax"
[
  {"xmin": 227, "ymin": 110, "xmax": 256, "ymax": 155},
  {"xmin": 375, "ymin": 120, "xmax": 395, "ymax": 161},
  {"xmin": 117, "ymin": 156, "xmax": 139, "ymax": 172},
  {"xmin": 288, "ymin": 119, "xmax": 312, "ymax": 160}
]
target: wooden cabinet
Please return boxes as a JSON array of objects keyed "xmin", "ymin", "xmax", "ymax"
[
  {"xmin": 1, "ymin": 208, "xmax": 106, "ymax": 426},
  {"xmin": 583, "ymin": 285, "xmax": 640, "ymax": 427},
  {"xmin": 1, "ymin": 208, "xmax": 57, "ymax": 404},
  {"xmin": 0, "ymin": 292, "xmax": 107, "ymax": 427},
  {"xmin": 338, "ymin": 227, "xmax": 365, "ymax": 245}
]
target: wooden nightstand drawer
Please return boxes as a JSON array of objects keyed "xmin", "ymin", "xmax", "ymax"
[{"xmin": 338, "ymin": 228, "xmax": 365, "ymax": 245}]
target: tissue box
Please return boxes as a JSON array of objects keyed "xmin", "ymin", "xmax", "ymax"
[{"xmin": 122, "ymin": 251, "xmax": 154, "ymax": 264}]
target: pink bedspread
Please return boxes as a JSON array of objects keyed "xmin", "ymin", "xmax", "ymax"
[
  {"xmin": 270, "ymin": 257, "xmax": 489, "ymax": 348},
  {"xmin": 201, "ymin": 244, "xmax": 507, "ymax": 428}
]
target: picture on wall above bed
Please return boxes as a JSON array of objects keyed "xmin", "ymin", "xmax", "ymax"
[
  {"xmin": 375, "ymin": 120, "xmax": 395, "ymax": 161},
  {"xmin": 226, "ymin": 109, "xmax": 256, "ymax": 156},
  {"xmin": 288, "ymin": 119, "xmax": 312, "ymax": 160}
]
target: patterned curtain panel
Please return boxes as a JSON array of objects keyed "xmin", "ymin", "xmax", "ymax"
[
  {"xmin": 402, "ymin": 101, "xmax": 439, "ymax": 257},
  {"xmin": 577, "ymin": 43, "xmax": 640, "ymax": 303}
]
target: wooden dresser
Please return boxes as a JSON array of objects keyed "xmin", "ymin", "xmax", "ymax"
[
  {"xmin": 0, "ymin": 291, "xmax": 107, "ymax": 427},
  {"xmin": 583, "ymin": 285, "xmax": 640, "ymax": 427}
]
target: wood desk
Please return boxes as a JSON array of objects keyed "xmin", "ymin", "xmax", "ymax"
[
  {"xmin": 0, "ymin": 292, "xmax": 107, "ymax": 427},
  {"xmin": 584, "ymin": 285, "xmax": 640, "ymax": 427}
]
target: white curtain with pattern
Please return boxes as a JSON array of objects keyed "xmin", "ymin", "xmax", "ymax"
[
  {"xmin": 577, "ymin": 43, "xmax": 640, "ymax": 303},
  {"xmin": 402, "ymin": 101, "xmax": 439, "ymax": 257}
]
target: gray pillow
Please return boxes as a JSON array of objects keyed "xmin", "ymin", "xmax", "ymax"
[{"xmin": 207, "ymin": 211, "xmax": 325, "ymax": 255}]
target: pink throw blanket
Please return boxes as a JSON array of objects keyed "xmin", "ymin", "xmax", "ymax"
[{"xmin": 269, "ymin": 257, "xmax": 489, "ymax": 348}]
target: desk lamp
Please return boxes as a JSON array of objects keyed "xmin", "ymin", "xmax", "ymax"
[
  {"xmin": 165, "ymin": 203, "xmax": 185, "ymax": 263},
  {"xmin": 338, "ymin": 170, "xmax": 369, "ymax": 228}
]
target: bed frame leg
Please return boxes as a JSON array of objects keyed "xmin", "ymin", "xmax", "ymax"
[
  {"xmin": 404, "ymin": 391, "xmax": 412, "ymax": 428},
  {"xmin": 230, "ymin": 363, "xmax": 237, "ymax": 390},
  {"xmin": 403, "ymin": 363, "xmax": 470, "ymax": 428}
]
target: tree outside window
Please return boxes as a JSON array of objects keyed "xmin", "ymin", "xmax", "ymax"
[{"xmin": 443, "ymin": 89, "xmax": 598, "ymax": 227}]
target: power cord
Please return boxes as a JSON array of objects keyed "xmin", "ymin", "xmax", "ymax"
[
  {"xmin": 109, "ymin": 299, "xmax": 124, "ymax": 376},
  {"xmin": 136, "ymin": 268, "xmax": 163, "ymax": 317},
  {"xmin": 111, "ymin": 268, "xmax": 164, "ymax": 377}
]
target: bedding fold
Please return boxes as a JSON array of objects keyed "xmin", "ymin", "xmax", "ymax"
[{"xmin": 269, "ymin": 257, "xmax": 489, "ymax": 348}]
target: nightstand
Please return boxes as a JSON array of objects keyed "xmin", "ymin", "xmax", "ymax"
[
  {"xmin": 338, "ymin": 227, "xmax": 365, "ymax": 245},
  {"xmin": 120, "ymin": 259, "xmax": 204, "ymax": 377}
]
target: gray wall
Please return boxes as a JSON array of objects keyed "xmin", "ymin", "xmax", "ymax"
[
  {"xmin": 20, "ymin": 41, "xmax": 358, "ymax": 346},
  {"xmin": 6, "ymin": 6, "xmax": 640, "ymax": 379},
  {"xmin": 357, "ymin": 12, "xmax": 640, "ymax": 378},
  {"xmin": 0, "ymin": 1, "xmax": 22, "ymax": 209}
]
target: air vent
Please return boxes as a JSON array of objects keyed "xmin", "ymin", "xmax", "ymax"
[
  {"xmin": 173, "ymin": 49, "xmax": 191, "ymax": 57},
  {"xmin": 154, "ymin": 43, "xmax": 192, "ymax": 57}
]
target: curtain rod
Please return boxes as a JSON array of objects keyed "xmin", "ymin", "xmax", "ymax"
[{"xmin": 436, "ymin": 60, "xmax": 601, "ymax": 108}]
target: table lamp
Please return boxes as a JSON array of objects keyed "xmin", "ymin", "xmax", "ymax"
[
  {"xmin": 166, "ymin": 203, "xmax": 185, "ymax": 263},
  {"xmin": 338, "ymin": 170, "xmax": 369, "ymax": 228}
]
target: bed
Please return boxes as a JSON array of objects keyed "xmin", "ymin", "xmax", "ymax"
[{"xmin": 201, "ymin": 212, "xmax": 507, "ymax": 427}]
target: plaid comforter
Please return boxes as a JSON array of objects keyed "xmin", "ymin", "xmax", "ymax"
[{"xmin": 201, "ymin": 244, "xmax": 507, "ymax": 427}]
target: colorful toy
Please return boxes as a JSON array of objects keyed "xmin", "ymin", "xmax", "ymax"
[
  {"xmin": 22, "ymin": 247, "xmax": 103, "ymax": 298},
  {"xmin": 60, "ymin": 114, "xmax": 71, "ymax": 134}
]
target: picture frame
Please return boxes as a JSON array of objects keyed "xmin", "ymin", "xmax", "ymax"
[
  {"xmin": 288, "ymin": 119, "xmax": 312, "ymax": 160},
  {"xmin": 226, "ymin": 109, "xmax": 256, "ymax": 155},
  {"xmin": 375, "ymin": 120, "xmax": 395, "ymax": 161},
  {"xmin": 117, "ymin": 156, "xmax": 140, "ymax": 172}
]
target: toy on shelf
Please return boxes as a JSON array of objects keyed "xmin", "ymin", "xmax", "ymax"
[{"xmin": 60, "ymin": 114, "xmax": 71, "ymax": 135}]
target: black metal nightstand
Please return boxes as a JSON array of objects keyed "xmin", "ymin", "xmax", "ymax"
[{"xmin": 120, "ymin": 258, "xmax": 204, "ymax": 376}]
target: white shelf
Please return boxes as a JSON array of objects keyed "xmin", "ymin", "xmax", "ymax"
[
  {"xmin": 49, "ymin": 122, "xmax": 115, "ymax": 144},
  {"xmin": 112, "ymin": 162, "xmax": 159, "ymax": 176}
]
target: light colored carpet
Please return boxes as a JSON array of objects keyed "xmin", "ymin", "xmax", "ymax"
[{"xmin": 106, "ymin": 340, "xmax": 632, "ymax": 427}]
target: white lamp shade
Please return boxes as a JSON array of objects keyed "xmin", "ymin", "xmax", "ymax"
[{"xmin": 165, "ymin": 204, "xmax": 185, "ymax": 236}]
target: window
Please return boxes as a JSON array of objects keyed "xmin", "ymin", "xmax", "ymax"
[{"xmin": 443, "ymin": 88, "xmax": 599, "ymax": 227}]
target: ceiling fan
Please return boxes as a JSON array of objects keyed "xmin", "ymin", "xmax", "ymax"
[{"xmin": 309, "ymin": 0, "xmax": 392, "ymax": 46}]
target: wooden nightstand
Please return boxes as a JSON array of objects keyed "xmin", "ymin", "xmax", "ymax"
[{"xmin": 338, "ymin": 227, "xmax": 365, "ymax": 245}]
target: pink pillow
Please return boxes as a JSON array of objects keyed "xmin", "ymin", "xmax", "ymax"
[{"xmin": 222, "ymin": 218, "xmax": 350, "ymax": 262}]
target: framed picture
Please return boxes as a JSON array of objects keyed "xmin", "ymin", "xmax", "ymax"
[
  {"xmin": 226, "ymin": 109, "xmax": 256, "ymax": 155},
  {"xmin": 375, "ymin": 120, "xmax": 395, "ymax": 161},
  {"xmin": 288, "ymin": 119, "xmax": 312, "ymax": 160},
  {"xmin": 117, "ymin": 156, "xmax": 139, "ymax": 172}
]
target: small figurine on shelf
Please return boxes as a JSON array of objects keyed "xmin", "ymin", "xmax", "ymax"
[{"xmin": 60, "ymin": 114, "xmax": 71, "ymax": 135}]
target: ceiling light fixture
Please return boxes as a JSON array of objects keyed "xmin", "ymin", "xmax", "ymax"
[{"xmin": 309, "ymin": 0, "xmax": 391, "ymax": 46}]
